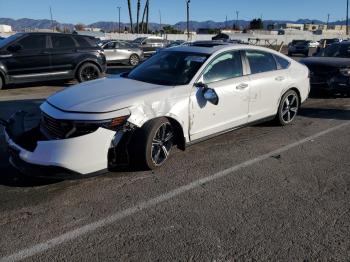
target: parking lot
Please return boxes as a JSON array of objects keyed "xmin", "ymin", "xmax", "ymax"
[{"xmin": 0, "ymin": 52, "xmax": 349, "ymax": 261}]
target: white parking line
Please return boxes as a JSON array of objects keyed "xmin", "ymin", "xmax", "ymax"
[{"xmin": 1, "ymin": 121, "xmax": 349, "ymax": 262}]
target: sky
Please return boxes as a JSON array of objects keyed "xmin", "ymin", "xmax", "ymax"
[{"xmin": 0, "ymin": 0, "xmax": 347, "ymax": 25}]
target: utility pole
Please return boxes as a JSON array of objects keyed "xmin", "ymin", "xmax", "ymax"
[
  {"xmin": 159, "ymin": 10, "xmax": 162, "ymax": 32},
  {"xmin": 236, "ymin": 11, "xmax": 239, "ymax": 30},
  {"xmin": 117, "ymin": 7, "xmax": 121, "ymax": 33},
  {"xmin": 127, "ymin": 0, "xmax": 134, "ymax": 33},
  {"xmin": 225, "ymin": 15, "xmax": 228, "ymax": 30},
  {"xmin": 136, "ymin": 0, "xmax": 141, "ymax": 34},
  {"xmin": 49, "ymin": 6, "xmax": 54, "ymax": 32},
  {"xmin": 326, "ymin": 13, "xmax": 330, "ymax": 30},
  {"xmin": 347, "ymin": 0, "xmax": 349, "ymax": 35},
  {"xmin": 145, "ymin": 0, "xmax": 149, "ymax": 34},
  {"xmin": 186, "ymin": 0, "xmax": 191, "ymax": 40}
]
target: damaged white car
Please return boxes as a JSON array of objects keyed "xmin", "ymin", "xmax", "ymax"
[{"xmin": 3, "ymin": 42, "xmax": 310, "ymax": 178}]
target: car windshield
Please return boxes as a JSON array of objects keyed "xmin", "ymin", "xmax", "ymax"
[
  {"xmin": 319, "ymin": 43, "xmax": 350, "ymax": 58},
  {"xmin": 132, "ymin": 37, "xmax": 146, "ymax": 44},
  {"xmin": 292, "ymin": 40, "xmax": 307, "ymax": 45},
  {"xmin": 0, "ymin": 33, "xmax": 23, "ymax": 48},
  {"xmin": 126, "ymin": 51, "xmax": 209, "ymax": 86}
]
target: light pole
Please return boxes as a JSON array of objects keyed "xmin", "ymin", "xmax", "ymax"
[
  {"xmin": 347, "ymin": 0, "xmax": 349, "ymax": 35},
  {"xmin": 117, "ymin": 7, "xmax": 121, "ymax": 33},
  {"xmin": 236, "ymin": 11, "xmax": 239, "ymax": 30},
  {"xmin": 186, "ymin": 0, "xmax": 191, "ymax": 40},
  {"xmin": 159, "ymin": 10, "xmax": 162, "ymax": 33}
]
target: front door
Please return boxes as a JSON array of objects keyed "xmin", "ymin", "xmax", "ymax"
[
  {"xmin": 189, "ymin": 51, "xmax": 250, "ymax": 141},
  {"xmin": 5, "ymin": 34, "xmax": 51, "ymax": 81}
]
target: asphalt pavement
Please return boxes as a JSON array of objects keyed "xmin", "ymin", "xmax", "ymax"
[{"xmin": 0, "ymin": 57, "xmax": 349, "ymax": 261}]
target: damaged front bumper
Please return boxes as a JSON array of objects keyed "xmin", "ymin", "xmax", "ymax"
[{"xmin": 4, "ymin": 111, "xmax": 118, "ymax": 179}]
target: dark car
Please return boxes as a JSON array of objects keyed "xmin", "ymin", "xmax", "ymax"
[
  {"xmin": 300, "ymin": 41, "xmax": 350, "ymax": 96},
  {"xmin": 288, "ymin": 40, "xmax": 310, "ymax": 57},
  {"xmin": 132, "ymin": 36, "xmax": 167, "ymax": 56},
  {"xmin": 316, "ymin": 38, "xmax": 342, "ymax": 53},
  {"xmin": 0, "ymin": 32, "xmax": 107, "ymax": 90}
]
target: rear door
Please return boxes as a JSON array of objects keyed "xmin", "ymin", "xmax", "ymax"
[
  {"xmin": 245, "ymin": 50, "xmax": 290, "ymax": 122},
  {"xmin": 5, "ymin": 34, "xmax": 51, "ymax": 81},
  {"xmin": 102, "ymin": 41, "xmax": 117, "ymax": 62},
  {"xmin": 49, "ymin": 34, "xmax": 79, "ymax": 75}
]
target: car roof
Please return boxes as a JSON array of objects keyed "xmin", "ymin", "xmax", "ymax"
[{"xmin": 168, "ymin": 43, "xmax": 280, "ymax": 56}]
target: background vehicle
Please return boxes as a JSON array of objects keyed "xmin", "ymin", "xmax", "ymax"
[
  {"xmin": 316, "ymin": 38, "xmax": 342, "ymax": 53},
  {"xmin": 0, "ymin": 32, "xmax": 106, "ymax": 90},
  {"xmin": 132, "ymin": 36, "xmax": 167, "ymax": 56},
  {"xmin": 309, "ymin": 41, "xmax": 320, "ymax": 48},
  {"xmin": 4, "ymin": 43, "xmax": 309, "ymax": 177},
  {"xmin": 301, "ymin": 41, "xmax": 350, "ymax": 96},
  {"xmin": 0, "ymin": 36, "xmax": 4, "ymax": 41},
  {"xmin": 155, "ymin": 40, "xmax": 188, "ymax": 53},
  {"xmin": 288, "ymin": 40, "xmax": 310, "ymax": 56},
  {"xmin": 102, "ymin": 40, "xmax": 143, "ymax": 66}
]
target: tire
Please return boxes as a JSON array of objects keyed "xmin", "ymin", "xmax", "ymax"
[
  {"xmin": 276, "ymin": 90, "xmax": 300, "ymax": 126},
  {"xmin": 129, "ymin": 54, "xmax": 140, "ymax": 66},
  {"xmin": 131, "ymin": 117, "xmax": 174, "ymax": 170},
  {"xmin": 0, "ymin": 76, "xmax": 3, "ymax": 90},
  {"xmin": 288, "ymin": 52, "xmax": 292, "ymax": 56},
  {"xmin": 76, "ymin": 62, "xmax": 101, "ymax": 83},
  {"xmin": 304, "ymin": 52, "xmax": 309, "ymax": 57}
]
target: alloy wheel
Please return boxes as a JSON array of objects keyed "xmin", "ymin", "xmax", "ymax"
[
  {"xmin": 281, "ymin": 93, "xmax": 299, "ymax": 123},
  {"xmin": 80, "ymin": 66, "xmax": 99, "ymax": 81},
  {"xmin": 151, "ymin": 123, "xmax": 173, "ymax": 166},
  {"xmin": 130, "ymin": 55, "xmax": 140, "ymax": 66}
]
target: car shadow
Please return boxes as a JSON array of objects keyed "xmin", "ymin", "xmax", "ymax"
[{"xmin": 299, "ymin": 107, "xmax": 350, "ymax": 121}]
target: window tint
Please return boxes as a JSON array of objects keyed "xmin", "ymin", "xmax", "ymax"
[
  {"xmin": 203, "ymin": 51, "xmax": 243, "ymax": 84},
  {"xmin": 75, "ymin": 36, "xmax": 93, "ymax": 47},
  {"xmin": 18, "ymin": 35, "xmax": 46, "ymax": 50},
  {"xmin": 51, "ymin": 35, "xmax": 76, "ymax": 49},
  {"xmin": 274, "ymin": 55, "xmax": 290, "ymax": 69},
  {"xmin": 246, "ymin": 50, "xmax": 277, "ymax": 74},
  {"xmin": 103, "ymin": 42, "xmax": 115, "ymax": 49}
]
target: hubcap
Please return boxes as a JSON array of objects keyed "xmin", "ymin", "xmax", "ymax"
[
  {"xmin": 130, "ymin": 55, "xmax": 139, "ymax": 66},
  {"xmin": 81, "ymin": 66, "xmax": 98, "ymax": 81},
  {"xmin": 151, "ymin": 123, "xmax": 173, "ymax": 166},
  {"xmin": 281, "ymin": 94, "xmax": 298, "ymax": 123}
]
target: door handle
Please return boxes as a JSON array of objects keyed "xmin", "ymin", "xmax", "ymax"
[
  {"xmin": 236, "ymin": 83, "xmax": 249, "ymax": 90},
  {"xmin": 275, "ymin": 76, "xmax": 285, "ymax": 81}
]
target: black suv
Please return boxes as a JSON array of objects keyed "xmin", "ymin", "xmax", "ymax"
[
  {"xmin": 0, "ymin": 32, "xmax": 107, "ymax": 89},
  {"xmin": 288, "ymin": 40, "xmax": 310, "ymax": 57}
]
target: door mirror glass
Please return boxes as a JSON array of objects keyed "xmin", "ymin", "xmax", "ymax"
[
  {"xmin": 7, "ymin": 43, "xmax": 22, "ymax": 53},
  {"xmin": 203, "ymin": 88, "xmax": 219, "ymax": 105}
]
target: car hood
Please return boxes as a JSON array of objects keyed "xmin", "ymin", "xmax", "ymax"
[
  {"xmin": 47, "ymin": 76, "xmax": 173, "ymax": 113},
  {"xmin": 300, "ymin": 57, "xmax": 350, "ymax": 68}
]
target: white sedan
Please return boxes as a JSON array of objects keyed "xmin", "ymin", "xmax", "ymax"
[{"xmin": 4, "ymin": 42, "xmax": 310, "ymax": 178}]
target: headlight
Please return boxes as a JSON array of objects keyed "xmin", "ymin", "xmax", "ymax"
[{"xmin": 339, "ymin": 68, "xmax": 350, "ymax": 77}]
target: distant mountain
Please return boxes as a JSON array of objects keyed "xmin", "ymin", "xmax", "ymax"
[{"xmin": 0, "ymin": 17, "xmax": 333, "ymax": 32}]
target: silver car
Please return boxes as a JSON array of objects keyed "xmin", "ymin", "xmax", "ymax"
[{"xmin": 102, "ymin": 40, "xmax": 143, "ymax": 66}]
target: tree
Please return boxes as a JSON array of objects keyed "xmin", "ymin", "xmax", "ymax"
[
  {"xmin": 249, "ymin": 18, "xmax": 263, "ymax": 30},
  {"xmin": 74, "ymin": 23, "xmax": 85, "ymax": 31},
  {"xmin": 163, "ymin": 25, "xmax": 182, "ymax": 34}
]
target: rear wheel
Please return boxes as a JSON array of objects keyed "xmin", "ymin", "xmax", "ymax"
[
  {"xmin": 276, "ymin": 90, "xmax": 300, "ymax": 126},
  {"xmin": 129, "ymin": 54, "xmax": 140, "ymax": 66},
  {"xmin": 131, "ymin": 117, "xmax": 174, "ymax": 170},
  {"xmin": 77, "ymin": 62, "xmax": 101, "ymax": 83}
]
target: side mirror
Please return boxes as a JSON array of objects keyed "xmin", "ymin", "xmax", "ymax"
[
  {"xmin": 195, "ymin": 82, "xmax": 219, "ymax": 105},
  {"xmin": 7, "ymin": 43, "xmax": 22, "ymax": 53}
]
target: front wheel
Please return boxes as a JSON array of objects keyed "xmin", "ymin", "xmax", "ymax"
[
  {"xmin": 77, "ymin": 62, "xmax": 101, "ymax": 83},
  {"xmin": 132, "ymin": 117, "xmax": 174, "ymax": 170},
  {"xmin": 276, "ymin": 90, "xmax": 300, "ymax": 126}
]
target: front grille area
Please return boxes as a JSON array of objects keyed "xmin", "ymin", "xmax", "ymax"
[{"xmin": 40, "ymin": 113, "xmax": 73, "ymax": 139}]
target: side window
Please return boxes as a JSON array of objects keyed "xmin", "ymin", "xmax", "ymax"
[
  {"xmin": 75, "ymin": 37, "xmax": 91, "ymax": 47},
  {"xmin": 274, "ymin": 55, "xmax": 290, "ymax": 69},
  {"xmin": 202, "ymin": 51, "xmax": 243, "ymax": 84},
  {"xmin": 17, "ymin": 35, "xmax": 46, "ymax": 50},
  {"xmin": 51, "ymin": 35, "xmax": 76, "ymax": 49},
  {"xmin": 103, "ymin": 42, "xmax": 115, "ymax": 49},
  {"xmin": 246, "ymin": 50, "xmax": 277, "ymax": 74}
]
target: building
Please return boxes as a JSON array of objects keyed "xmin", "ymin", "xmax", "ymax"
[
  {"xmin": 0, "ymin": 24, "xmax": 12, "ymax": 33},
  {"xmin": 278, "ymin": 23, "xmax": 304, "ymax": 31},
  {"xmin": 83, "ymin": 27, "xmax": 102, "ymax": 32}
]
